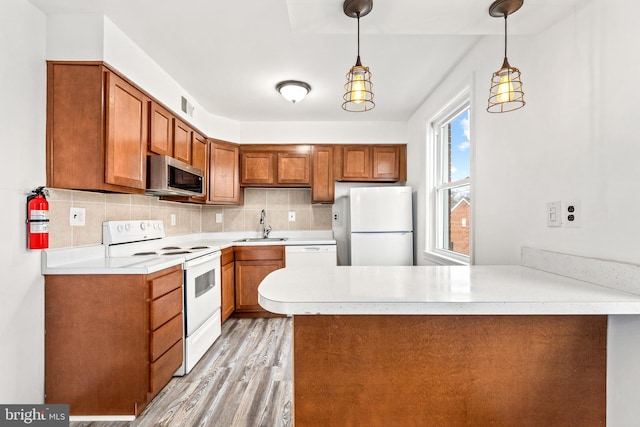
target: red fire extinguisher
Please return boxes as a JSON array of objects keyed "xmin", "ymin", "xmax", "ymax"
[{"xmin": 26, "ymin": 186, "xmax": 49, "ymax": 250}]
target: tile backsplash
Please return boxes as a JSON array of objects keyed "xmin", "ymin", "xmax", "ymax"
[{"xmin": 47, "ymin": 188, "xmax": 332, "ymax": 249}]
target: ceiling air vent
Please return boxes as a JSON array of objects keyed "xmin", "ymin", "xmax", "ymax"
[{"xmin": 181, "ymin": 96, "xmax": 194, "ymax": 117}]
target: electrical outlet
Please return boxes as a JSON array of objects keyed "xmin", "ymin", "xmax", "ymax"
[
  {"xmin": 215, "ymin": 213, "xmax": 223, "ymax": 223},
  {"xmin": 170, "ymin": 214, "xmax": 176, "ymax": 226},
  {"xmin": 288, "ymin": 211, "xmax": 296, "ymax": 222},
  {"xmin": 69, "ymin": 207, "xmax": 86, "ymax": 226},
  {"xmin": 564, "ymin": 201, "xmax": 581, "ymax": 228},
  {"xmin": 546, "ymin": 201, "xmax": 561, "ymax": 227},
  {"xmin": 333, "ymin": 212, "xmax": 340, "ymax": 222}
]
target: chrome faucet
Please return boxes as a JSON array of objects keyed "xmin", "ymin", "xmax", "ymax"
[{"xmin": 260, "ymin": 209, "xmax": 272, "ymax": 238}]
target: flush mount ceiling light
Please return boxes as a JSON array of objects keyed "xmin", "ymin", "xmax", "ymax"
[
  {"xmin": 276, "ymin": 80, "xmax": 311, "ymax": 103},
  {"xmin": 487, "ymin": 0, "xmax": 525, "ymax": 113},
  {"xmin": 342, "ymin": 0, "xmax": 375, "ymax": 112}
]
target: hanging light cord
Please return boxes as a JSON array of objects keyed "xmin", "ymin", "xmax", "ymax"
[
  {"xmin": 503, "ymin": 14, "xmax": 508, "ymax": 60},
  {"xmin": 355, "ymin": 11, "xmax": 362, "ymax": 66}
]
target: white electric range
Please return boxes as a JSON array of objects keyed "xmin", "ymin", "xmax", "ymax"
[{"xmin": 103, "ymin": 220, "xmax": 222, "ymax": 376}]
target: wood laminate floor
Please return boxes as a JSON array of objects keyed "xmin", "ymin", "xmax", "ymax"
[{"xmin": 71, "ymin": 317, "xmax": 292, "ymax": 427}]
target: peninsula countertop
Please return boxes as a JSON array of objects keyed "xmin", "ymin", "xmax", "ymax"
[{"xmin": 258, "ymin": 265, "xmax": 640, "ymax": 315}]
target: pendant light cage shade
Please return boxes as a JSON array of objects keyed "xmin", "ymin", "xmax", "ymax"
[
  {"xmin": 487, "ymin": 0, "xmax": 525, "ymax": 113},
  {"xmin": 342, "ymin": 0, "xmax": 375, "ymax": 112},
  {"xmin": 487, "ymin": 60, "xmax": 525, "ymax": 113},
  {"xmin": 342, "ymin": 65, "xmax": 375, "ymax": 112}
]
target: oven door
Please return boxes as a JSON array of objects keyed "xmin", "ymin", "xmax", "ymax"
[{"xmin": 184, "ymin": 251, "xmax": 221, "ymax": 336}]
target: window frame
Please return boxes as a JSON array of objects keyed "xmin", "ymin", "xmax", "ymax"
[{"xmin": 425, "ymin": 90, "xmax": 472, "ymax": 265}]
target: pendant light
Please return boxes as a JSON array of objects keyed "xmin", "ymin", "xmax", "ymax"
[
  {"xmin": 342, "ymin": 0, "xmax": 375, "ymax": 112},
  {"xmin": 487, "ymin": 0, "xmax": 525, "ymax": 113}
]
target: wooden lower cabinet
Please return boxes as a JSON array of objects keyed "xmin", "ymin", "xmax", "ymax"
[
  {"xmin": 45, "ymin": 265, "xmax": 184, "ymax": 416},
  {"xmin": 220, "ymin": 247, "xmax": 235, "ymax": 323},
  {"xmin": 293, "ymin": 315, "xmax": 607, "ymax": 426},
  {"xmin": 234, "ymin": 245, "xmax": 284, "ymax": 316}
]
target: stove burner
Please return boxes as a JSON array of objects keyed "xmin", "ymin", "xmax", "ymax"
[
  {"xmin": 161, "ymin": 246, "xmax": 182, "ymax": 250},
  {"xmin": 163, "ymin": 251, "xmax": 192, "ymax": 255},
  {"xmin": 133, "ymin": 251, "xmax": 158, "ymax": 256},
  {"xmin": 191, "ymin": 246, "xmax": 209, "ymax": 250}
]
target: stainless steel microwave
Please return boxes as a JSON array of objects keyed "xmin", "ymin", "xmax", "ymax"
[{"xmin": 146, "ymin": 155, "xmax": 204, "ymax": 197}]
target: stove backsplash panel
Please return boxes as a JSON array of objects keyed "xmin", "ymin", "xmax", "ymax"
[{"xmin": 46, "ymin": 188, "xmax": 332, "ymax": 249}]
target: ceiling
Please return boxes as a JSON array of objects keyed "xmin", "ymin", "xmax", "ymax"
[{"xmin": 29, "ymin": 0, "xmax": 586, "ymax": 122}]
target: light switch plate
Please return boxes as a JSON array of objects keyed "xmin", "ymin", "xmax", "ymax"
[
  {"xmin": 215, "ymin": 213, "xmax": 223, "ymax": 223},
  {"xmin": 288, "ymin": 211, "xmax": 296, "ymax": 222},
  {"xmin": 546, "ymin": 201, "xmax": 561, "ymax": 227}
]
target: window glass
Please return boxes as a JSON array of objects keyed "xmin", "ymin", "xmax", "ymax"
[{"xmin": 431, "ymin": 100, "xmax": 471, "ymax": 261}]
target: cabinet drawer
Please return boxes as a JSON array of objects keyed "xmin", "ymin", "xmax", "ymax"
[
  {"xmin": 149, "ymin": 338, "xmax": 183, "ymax": 396},
  {"xmin": 150, "ymin": 313, "xmax": 183, "ymax": 362},
  {"xmin": 150, "ymin": 287, "xmax": 182, "ymax": 330},
  {"xmin": 234, "ymin": 245, "xmax": 284, "ymax": 261},
  {"xmin": 149, "ymin": 269, "xmax": 182, "ymax": 299}
]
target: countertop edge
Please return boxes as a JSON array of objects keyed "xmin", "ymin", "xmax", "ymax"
[{"xmin": 258, "ymin": 265, "xmax": 640, "ymax": 316}]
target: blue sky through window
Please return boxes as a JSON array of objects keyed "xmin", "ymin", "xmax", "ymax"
[{"xmin": 450, "ymin": 109, "xmax": 470, "ymax": 182}]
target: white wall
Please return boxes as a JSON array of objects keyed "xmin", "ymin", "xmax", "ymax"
[
  {"xmin": 406, "ymin": 3, "xmax": 640, "ymax": 420},
  {"xmin": 408, "ymin": 0, "xmax": 640, "ymax": 266},
  {"xmin": 0, "ymin": 0, "xmax": 46, "ymax": 403},
  {"xmin": 46, "ymin": 15, "xmax": 241, "ymax": 141},
  {"xmin": 45, "ymin": 15, "xmax": 410, "ymax": 148},
  {"xmin": 239, "ymin": 121, "xmax": 407, "ymax": 144}
]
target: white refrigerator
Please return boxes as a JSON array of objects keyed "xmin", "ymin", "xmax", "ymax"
[{"xmin": 349, "ymin": 186, "xmax": 413, "ymax": 266}]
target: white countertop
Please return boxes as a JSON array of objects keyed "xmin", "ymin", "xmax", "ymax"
[
  {"xmin": 41, "ymin": 245, "xmax": 188, "ymax": 275},
  {"xmin": 258, "ymin": 265, "xmax": 640, "ymax": 315},
  {"xmin": 41, "ymin": 231, "xmax": 336, "ymax": 275}
]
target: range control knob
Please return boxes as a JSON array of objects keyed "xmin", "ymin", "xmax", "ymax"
[
  {"xmin": 140, "ymin": 222, "xmax": 146, "ymax": 231},
  {"xmin": 124, "ymin": 223, "xmax": 131, "ymax": 231}
]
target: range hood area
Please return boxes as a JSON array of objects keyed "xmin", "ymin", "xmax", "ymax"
[{"xmin": 146, "ymin": 155, "xmax": 205, "ymax": 198}]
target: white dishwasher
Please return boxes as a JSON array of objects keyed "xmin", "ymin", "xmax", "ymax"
[{"xmin": 285, "ymin": 245, "xmax": 337, "ymax": 267}]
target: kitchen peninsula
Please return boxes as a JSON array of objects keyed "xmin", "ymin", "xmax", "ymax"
[{"xmin": 258, "ymin": 262, "xmax": 640, "ymax": 426}]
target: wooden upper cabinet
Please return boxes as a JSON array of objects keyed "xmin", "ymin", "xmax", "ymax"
[
  {"xmin": 240, "ymin": 151, "xmax": 276, "ymax": 185},
  {"xmin": 173, "ymin": 118, "xmax": 192, "ymax": 164},
  {"xmin": 209, "ymin": 140, "xmax": 242, "ymax": 205},
  {"xmin": 337, "ymin": 144, "xmax": 406, "ymax": 182},
  {"xmin": 311, "ymin": 145, "xmax": 335, "ymax": 204},
  {"xmin": 191, "ymin": 132, "xmax": 207, "ymax": 172},
  {"xmin": 340, "ymin": 145, "xmax": 370, "ymax": 180},
  {"xmin": 148, "ymin": 101, "xmax": 173, "ymax": 156},
  {"xmin": 46, "ymin": 62, "xmax": 147, "ymax": 193},
  {"xmin": 372, "ymin": 145, "xmax": 401, "ymax": 180},
  {"xmin": 240, "ymin": 145, "xmax": 311, "ymax": 187},
  {"xmin": 277, "ymin": 152, "xmax": 310, "ymax": 185},
  {"xmin": 105, "ymin": 73, "xmax": 148, "ymax": 189}
]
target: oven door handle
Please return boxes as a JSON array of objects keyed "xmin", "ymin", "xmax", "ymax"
[{"xmin": 184, "ymin": 251, "xmax": 221, "ymax": 268}]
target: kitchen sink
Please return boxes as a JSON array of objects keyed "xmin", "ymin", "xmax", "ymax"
[{"xmin": 233, "ymin": 237, "xmax": 288, "ymax": 242}]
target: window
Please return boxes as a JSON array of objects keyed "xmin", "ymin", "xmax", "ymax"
[{"xmin": 429, "ymin": 95, "xmax": 471, "ymax": 263}]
